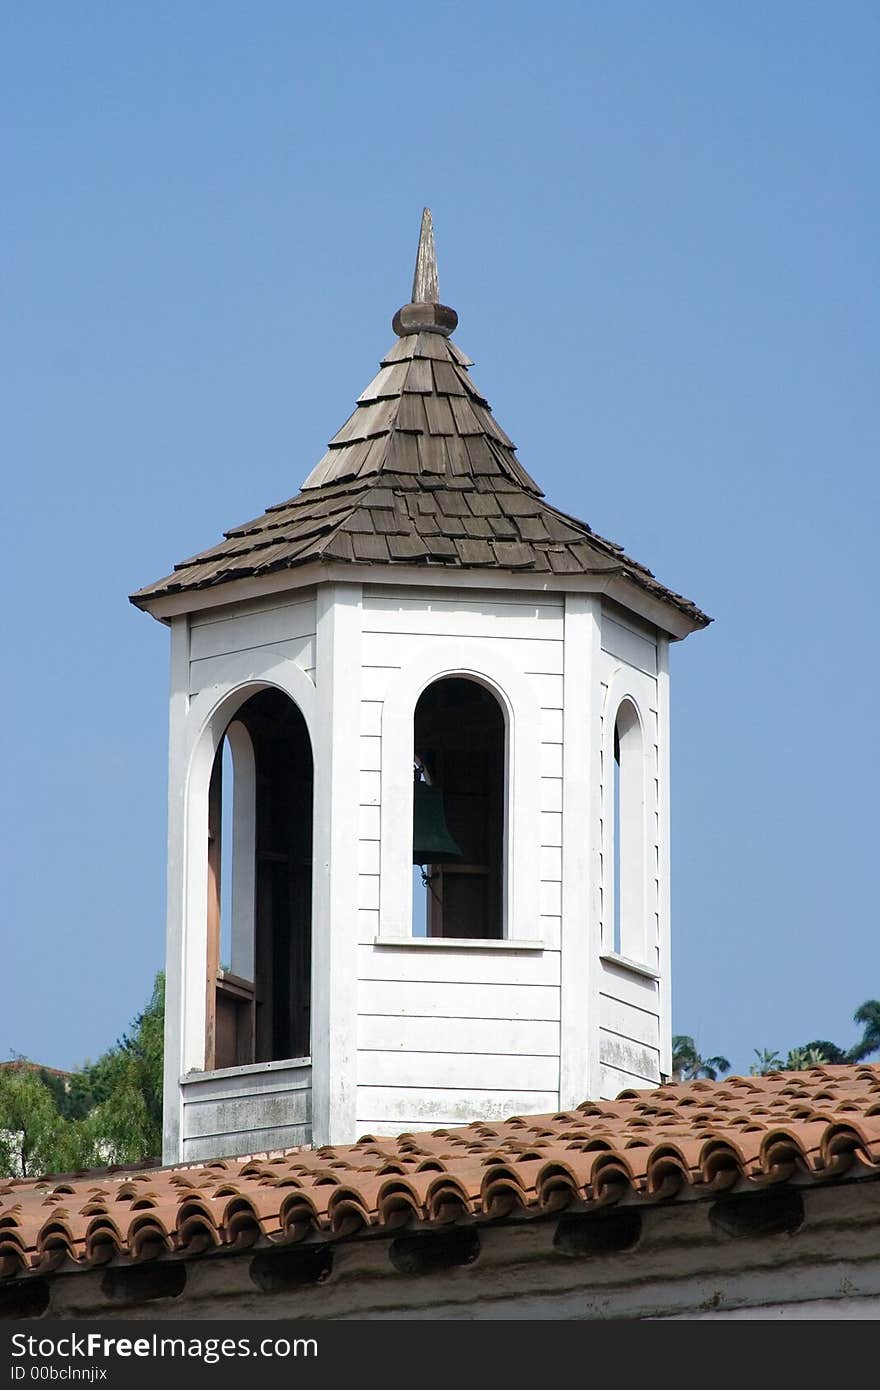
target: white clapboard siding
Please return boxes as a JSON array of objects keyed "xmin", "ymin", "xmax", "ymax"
[
  {"xmin": 358, "ymin": 909, "xmax": 380, "ymax": 944},
  {"xmin": 357, "ymin": 1014, "xmax": 560, "ymax": 1056},
  {"xmin": 361, "ymin": 666, "xmax": 399, "ymax": 700},
  {"xmin": 357, "ymin": 1050, "xmax": 559, "ymax": 1093},
  {"xmin": 357, "ymin": 840, "xmax": 380, "ymax": 876},
  {"xmin": 355, "ymin": 1087, "xmax": 560, "ymax": 1127},
  {"xmin": 355, "ymin": 1120, "xmax": 443, "ymax": 1136},
  {"xmin": 362, "ymin": 593, "xmax": 564, "ymax": 642},
  {"xmin": 538, "ymin": 916, "xmax": 561, "ymax": 950},
  {"xmin": 541, "ymin": 813, "xmax": 563, "ymax": 847},
  {"xmin": 360, "ymin": 770, "xmax": 381, "ymax": 805},
  {"xmin": 183, "ymin": 1086, "xmax": 311, "ymax": 1140},
  {"xmin": 601, "ymin": 616, "xmax": 658, "ymax": 676},
  {"xmin": 180, "ymin": 1062, "xmax": 312, "ymax": 1103},
  {"xmin": 528, "ymin": 674, "xmax": 564, "ymax": 709},
  {"xmin": 360, "ymin": 944, "xmax": 560, "ymax": 987},
  {"xmin": 359, "ymin": 980, "xmax": 560, "ymax": 1021},
  {"xmin": 540, "ymin": 880, "xmax": 562, "ymax": 916},
  {"xmin": 180, "ymin": 1064, "xmax": 312, "ymax": 1151},
  {"xmin": 540, "ymin": 707, "xmax": 564, "ymax": 743},
  {"xmin": 359, "ymin": 734, "xmax": 382, "ymax": 771},
  {"xmin": 599, "ymin": 1063, "xmax": 657, "ymax": 1099},
  {"xmin": 599, "ymin": 994, "xmax": 661, "ymax": 1049},
  {"xmin": 189, "ymin": 598, "xmax": 316, "ymax": 662},
  {"xmin": 361, "ymin": 700, "xmax": 383, "ymax": 736},
  {"xmin": 362, "ymin": 630, "xmax": 564, "ymax": 677},
  {"xmin": 189, "ymin": 639, "xmax": 315, "ymax": 694},
  {"xmin": 541, "ymin": 743, "xmax": 563, "ymax": 778},
  {"xmin": 600, "ymin": 959, "xmax": 660, "ymax": 1012},
  {"xmin": 183, "ymin": 1124, "xmax": 311, "ymax": 1161},
  {"xmin": 541, "ymin": 778, "xmax": 563, "ymax": 813},
  {"xmin": 540, "ymin": 846, "xmax": 562, "ymax": 881},
  {"xmin": 358, "ymin": 876, "xmax": 380, "ymax": 910},
  {"xmin": 599, "ymin": 1030, "xmax": 660, "ymax": 1084},
  {"xmin": 359, "ymin": 805, "xmax": 380, "ymax": 840}
]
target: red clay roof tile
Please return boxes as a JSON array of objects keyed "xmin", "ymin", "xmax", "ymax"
[{"xmin": 3, "ymin": 1066, "xmax": 880, "ymax": 1282}]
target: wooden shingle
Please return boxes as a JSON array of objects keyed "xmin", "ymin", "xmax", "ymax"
[{"xmin": 131, "ymin": 288, "xmax": 709, "ymax": 630}]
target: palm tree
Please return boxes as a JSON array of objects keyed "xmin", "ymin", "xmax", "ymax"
[
  {"xmin": 848, "ymin": 1001, "xmax": 880, "ymax": 1063},
  {"xmin": 802, "ymin": 1039, "xmax": 847, "ymax": 1065},
  {"xmin": 672, "ymin": 1035, "xmax": 730, "ymax": 1082},
  {"xmin": 750, "ymin": 1048, "xmax": 783, "ymax": 1076},
  {"xmin": 785, "ymin": 1046, "xmax": 829, "ymax": 1071}
]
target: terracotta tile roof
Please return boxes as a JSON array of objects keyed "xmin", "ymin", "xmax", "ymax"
[
  {"xmin": 0, "ymin": 1061, "xmax": 73, "ymax": 1081},
  {"xmin": 131, "ymin": 324, "xmax": 709, "ymax": 629},
  {"xmin": 3, "ymin": 1066, "xmax": 880, "ymax": 1282}
]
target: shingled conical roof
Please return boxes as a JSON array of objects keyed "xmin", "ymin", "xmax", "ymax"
[{"xmin": 131, "ymin": 211, "xmax": 708, "ymax": 629}]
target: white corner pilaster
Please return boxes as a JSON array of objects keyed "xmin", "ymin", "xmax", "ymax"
[
  {"xmin": 311, "ymin": 582, "xmax": 362, "ymax": 1145},
  {"xmin": 560, "ymin": 594, "xmax": 601, "ymax": 1109},
  {"xmin": 657, "ymin": 636, "xmax": 672, "ymax": 1078},
  {"xmin": 162, "ymin": 614, "xmax": 190, "ymax": 1163}
]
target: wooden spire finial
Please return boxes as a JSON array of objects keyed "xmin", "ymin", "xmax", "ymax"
[
  {"xmin": 393, "ymin": 208, "xmax": 458, "ymax": 337},
  {"xmin": 411, "ymin": 207, "xmax": 440, "ymax": 305}
]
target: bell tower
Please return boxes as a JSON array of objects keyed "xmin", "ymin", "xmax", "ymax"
[{"xmin": 132, "ymin": 210, "xmax": 709, "ymax": 1163}]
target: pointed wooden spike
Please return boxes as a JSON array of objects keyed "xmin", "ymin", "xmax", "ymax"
[
  {"xmin": 411, "ymin": 207, "xmax": 439, "ymax": 305},
  {"xmin": 393, "ymin": 208, "xmax": 458, "ymax": 337}
]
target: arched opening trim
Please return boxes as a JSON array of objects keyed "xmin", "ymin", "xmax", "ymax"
[{"xmin": 611, "ymin": 697, "xmax": 647, "ymax": 963}]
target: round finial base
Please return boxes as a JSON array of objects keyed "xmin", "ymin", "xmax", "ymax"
[{"xmin": 392, "ymin": 302, "xmax": 459, "ymax": 337}]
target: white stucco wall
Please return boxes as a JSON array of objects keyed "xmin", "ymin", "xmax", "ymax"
[{"xmin": 33, "ymin": 1179, "xmax": 880, "ymax": 1322}]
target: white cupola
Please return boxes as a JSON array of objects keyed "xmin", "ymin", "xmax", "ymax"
[{"xmin": 131, "ymin": 210, "xmax": 709, "ymax": 1164}]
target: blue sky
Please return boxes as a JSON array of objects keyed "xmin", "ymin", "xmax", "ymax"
[{"xmin": 2, "ymin": 2, "xmax": 878, "ymax": 1076}]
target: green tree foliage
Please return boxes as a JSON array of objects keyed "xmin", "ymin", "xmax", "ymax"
[
  {"xmin": 678, "ymin": 997, "xmax": 880, "ymax": 1086},
  {"xmin": 0, "ymin": 1068, "xmax": 97, "ymax": 1178},
  {"xmin": 801, "ymin": 1040, "xmax": 848, "ymax": 1065},
  {"xmin": 849, "ymin": 1001, "xmax": 880, "ymax": 1063},
  {"xmin": 785, "ymin": 1046, "xmax": 830, "ymax": 1071},
  {"xmin": 0, "ymin": 974, "xmax": 164, "ymax": 1179},
  {"xmin": 80, "ymin": 973, "xmax": 164, "ymax": 1164},
  {"xmin": 671, "ymin": 1035, "xmax": 730, "ymax": 1081},
  {"xmin": 749, "ymin": 1047, "xmax": 783, "ymax": 1076}
]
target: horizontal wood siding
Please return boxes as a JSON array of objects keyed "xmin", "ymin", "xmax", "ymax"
[
  {"xmin": 360, "ymin": 979, "xmax": 561, "ymax": 1020},
  {"xmin": 599, "ymin": 1062, "xmax": 656, "ymax": 1100},
  {"xmin": 359, "ymin": 944, "xmax": 560, "ymax": 986},
  {"xmin": 599, "ymin": 958, "xmax": 660, "ymax": 1011},
  {"xmin": 357, "ymin": 1014, "xmax": 560, "ymax": 1055},
  {"xmin": 187, "ymin": 594, "xmax": 317, "ymax": 694},
  {"xmin": 356, "ymin": 1087, "xmax": 560, "ymax": 1128},
  {"xmin": 362, "ymin": 592, "xmax": 565, "ymax": 642},
  {"xmin": 357, "ymin": 1050, "xmax": 559, "ymax": 1092},
  {"xmin": 355, "ymin": 585, "xmax": 565, "ymax": 1133},
  {"xmin": 180, "ymin": 1062, "xmax": 312, "ymax": 1159},
  {"xmin": 182, "ymin": 1125, "xmax": 311, "ymax": 1162},
  {"xmin": 596, "ymin": 606, "xmax": 665, "ymax": 1104},
  {"xmin": 599, "ymin": 993, "xmax": 661, "ymax": 1049},
  {"xmin": 601, "ymin": 615, "xmax": 658, "ymax": 676},
  {"xmin": 599, "ymin": 1030, "xmax": 660, "ymax": 1085}
]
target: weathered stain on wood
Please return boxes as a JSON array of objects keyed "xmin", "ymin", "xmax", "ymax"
[{"xmin": 411, "ymin": 206, "xmax": 440, "ymax": 305}]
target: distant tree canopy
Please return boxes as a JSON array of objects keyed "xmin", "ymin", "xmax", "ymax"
[
  {"xmin": 671, "ymin": 1035, "xmax": 730, "ymax": 1081},
  {"xmin": 0, "ymin": 974, "xmax": 164, "ymax": 1179},
  {"xmin": 680, "ymin": 999, "xmax": 880, "ymax": 1081}
]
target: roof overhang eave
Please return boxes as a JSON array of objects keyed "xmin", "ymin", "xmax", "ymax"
[{"xmin": 130, "ymin": 560, "xmax": 710, "ymax": 640}]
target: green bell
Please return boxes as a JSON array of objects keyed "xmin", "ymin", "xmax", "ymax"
[{"xmin": 412, "ymin": 782, "xmax": 464, "ymax": 865}]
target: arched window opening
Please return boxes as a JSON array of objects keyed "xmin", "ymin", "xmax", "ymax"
[
  {"xmin": 612, "ymin": 700, "xmax": 645, "ymax": 962},
  {"xmin": 206, "ymin": 689, "xmax": 313, "ymax": 1071},
  {"xmin": 412, "ymin": 677, "xmax": 505, "ymax": 939},
  {"xmin": 219, "ymin": 738, "xmax": 235, "ymax": 971}
]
